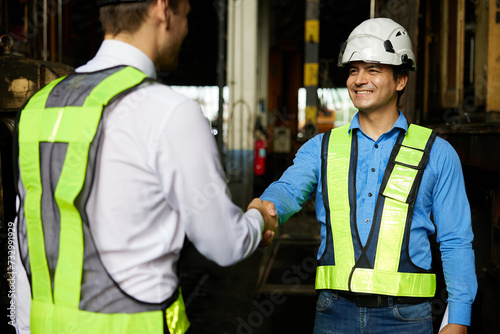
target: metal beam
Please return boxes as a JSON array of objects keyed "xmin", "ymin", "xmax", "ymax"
[
  {"xmin": 304, "ymin": 0, "xmax": 320, "ymax": 127},
  {"xmin": 226, "ymin": 0, "xmax": 260, "ymax": 207}
]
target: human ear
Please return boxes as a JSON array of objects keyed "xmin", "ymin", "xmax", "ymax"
[
  {"xmin": 154, "ymin": 0, "xmax": 169, "ymax": 28},
  {"xmin": 397, "ymin": 74, "xmax": 408, "ymax": 92}
]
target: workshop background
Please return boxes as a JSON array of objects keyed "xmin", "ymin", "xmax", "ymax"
[{"xmin": 1, "ymin": 0, "xmax": 500, "ymax": 333}]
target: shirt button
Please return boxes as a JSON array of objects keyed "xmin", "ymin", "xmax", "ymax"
[
  {"xmin": 368, "ymin": 193, "xmax": 373, "ymax": 197},
  {"xmin": 365, "ymin": 219, "xmax": 370, "ymax": 223},
  {"xmin": 371, "ymin": 168, "xmax": 376, "ymax": 172},
  {"xmin": 375, "ymin": 144, "xmax": 379, "ymax": 148}
]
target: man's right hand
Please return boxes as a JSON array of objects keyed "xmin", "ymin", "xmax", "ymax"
[
  {"xmin": 439, "ymin": 324, "xmax": 467, "ymax": 334},
  {"xmin": 247, "ymin": 198, "xmax": 278, "ymax": 247}
]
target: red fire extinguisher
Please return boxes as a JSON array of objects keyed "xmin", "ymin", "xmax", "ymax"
[{"xmin": 254, "ymin": 135, "xmax": 266, "ymax": 176}]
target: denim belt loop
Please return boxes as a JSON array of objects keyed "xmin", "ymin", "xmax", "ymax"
[{"xmin": 387, "ymin": 296, "xmax": 394, "ymax": 308}]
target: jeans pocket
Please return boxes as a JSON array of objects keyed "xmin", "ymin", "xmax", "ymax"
[
  {"xmin": 316, "ymin": 290, "xmax": 335, "ymax": 312},
  {"xmin": 393, "ymin": 301, "xmax": 432, "ymax": 322}
]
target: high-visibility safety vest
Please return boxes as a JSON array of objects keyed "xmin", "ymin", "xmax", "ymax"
[
  {"xmin": 17, "ymin": 66, "xmax": 190, "ymax": 333},
  {"xmin": 316, "ymin": 123, "xmax": 437, "ymax": 297}
]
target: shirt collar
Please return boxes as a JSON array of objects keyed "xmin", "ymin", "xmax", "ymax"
[
  {"xmin": 76, "ymin": 40, "xmax": 157, "ymax": 79},
  {"xmin": 348, "ymin": 111, "xmax": 408, "ymax": 135}
]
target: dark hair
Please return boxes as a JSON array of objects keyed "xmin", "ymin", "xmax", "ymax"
[
  {"xmin": 393, "ymin": 64, "xmax": 410, "ymax": 105},
  {"xmin": 99, "ymin": 0, "xmax": 180, "ymax": 36}
]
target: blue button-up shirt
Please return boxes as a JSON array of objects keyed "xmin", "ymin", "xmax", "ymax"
[{"xmin": 261, "ymin": 111, "xmax": 477, "ymax": 326}]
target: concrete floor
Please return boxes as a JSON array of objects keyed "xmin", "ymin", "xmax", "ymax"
[
  {"xmin": 180, "ymin": 247, "xmax": 317, "ymax": 334},
  {"xmin": 180, "ymin": 215, "xmax": 320, "ymax": 334}
]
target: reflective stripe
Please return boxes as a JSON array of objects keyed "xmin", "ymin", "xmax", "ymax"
[
  {"xmin": 374, "ymin": 198, "xmax": 408, "ymax": 272},
  {"xmin": 24, "ymin": 76, "xmax": 66, "ymax": 110},
  {"xmin": 315, "ymin": 265, "xmax": 351, "ymax": 290},
  {"xmin": 395, "ymin": 146, "xmax": 423, "ymax": 167},
  {"xmin": 19, "ymin": 141, "xmax": 51, "ymax": 303},
  {"xmin": 83, "ymin": 67, "xmax": 147, "ymax": 107},
  {"xmin": 350, "ymin": 268, "xmax": 436, "ymax": 297},
  {"xmin": 31, "ymin": 289, "xmax": 189, "ymax": 334},
  {"xmin": 31, "ymin": 300, "xmax": 163, "ymax": 334},
  {"xmin": 316, "ymin": 266, "xmax": 436, "ymax": 297},
  {"xmin": 382, "ymin": 165, "xmax": 418, "ymax": 203},
  {"xmin": 400, "ymin": 125, "xmax": 432, "ymax": 150},
  {"xmin": 166, "ymin": 289, "xmax": 190, "ymax": 334},
  {"xmin": 18, "ymin": 76, "xmax": 67, "ymax": 304},
  {"xmin": 55, "ymin": 67, "xmax": 148, "ymax": 308},
  {"xmin": 317, "ymin": 124, "xmax": 436, "ymax": 297},
  {"xmin": 326, "ymin": 125, "xmax": 355, "ymax": 268}
]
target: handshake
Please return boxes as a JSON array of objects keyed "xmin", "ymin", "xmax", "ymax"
[{"xmin": 247, "ymin": 198, "xmax": 279, "ymax": 248}]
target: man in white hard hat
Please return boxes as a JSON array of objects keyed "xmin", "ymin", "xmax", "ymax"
[
  {"xmin": 13, "ymin": 1, "xmax": 277, "ymax": 333},
  {"xmin": 260, "ymin": 18, "xmax": 476, "ymax": 333}
]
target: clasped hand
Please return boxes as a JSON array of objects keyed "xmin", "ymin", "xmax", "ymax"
[{"xmin": 247, "ymin": 198, "xmax": 278, "ymax": 247}]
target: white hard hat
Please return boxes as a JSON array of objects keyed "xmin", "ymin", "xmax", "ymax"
[{"xmin": 338, "ymin": 18, "xmax": 416, "ymax": 70}]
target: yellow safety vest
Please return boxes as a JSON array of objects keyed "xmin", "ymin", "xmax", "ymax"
[
  {"xmin": 315, "ymin": 123, "xmax": 437, "ymax": 297},
  {"xmin": 17, "ymin": 66, "xmax": 190, "ymax": 333}
]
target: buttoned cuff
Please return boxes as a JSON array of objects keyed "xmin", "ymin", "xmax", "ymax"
[{"xmin": 448, "ymin": 302, "xmax": 472, "ymax": 326}]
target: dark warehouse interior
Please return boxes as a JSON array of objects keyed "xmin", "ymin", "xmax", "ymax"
[{"xmin": 1, "ymin": 0, "xmax": 500, "ymax": 333}]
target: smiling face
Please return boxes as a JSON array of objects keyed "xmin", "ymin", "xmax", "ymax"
[{"xmin": 346, "ymin": 62, "xmax": 407, "ymax": 116}]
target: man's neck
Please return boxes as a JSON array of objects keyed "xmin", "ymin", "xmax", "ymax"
[
  {"xmin": 357, "ymin": 109, "xmax": 399, "ymax": 141},
  {"xmin": 104, "ymin": 25, "xmax": 157, "ymax": 65}
]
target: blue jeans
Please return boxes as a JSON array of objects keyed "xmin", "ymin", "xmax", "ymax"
[{"xmin": 313, "ymin": 290, "xmax": 433, "ymax": 334}]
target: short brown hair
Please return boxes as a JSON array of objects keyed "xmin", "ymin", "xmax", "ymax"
[
  {"xmin": 99, "ymin": 0, "xmax": 180, "ymax": 36},
  {"xmin": 393, "ymin": 64, "xmax": 410, "ymax": 105}
]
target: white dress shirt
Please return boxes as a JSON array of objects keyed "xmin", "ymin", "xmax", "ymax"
[{"xmin": 15, "ymin": 39, "xmax": 263, "ymax": 332}]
